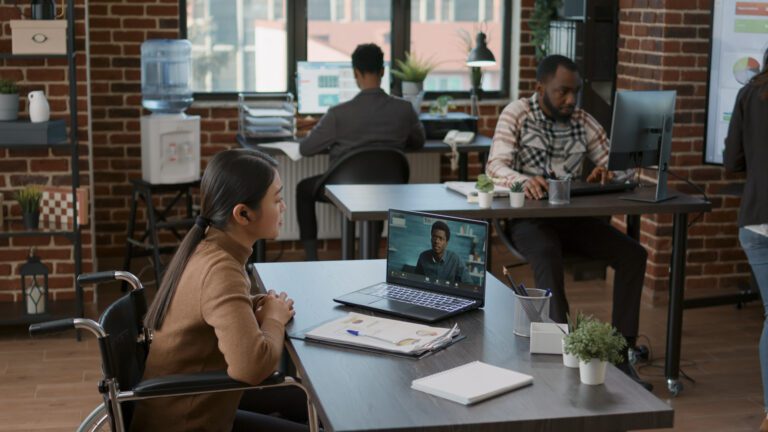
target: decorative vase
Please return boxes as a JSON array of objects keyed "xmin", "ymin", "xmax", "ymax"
[
  {"xmin": 22, "ymin": 211, "xmax": 40, "ymax": 230},
  {"xmin": 401, "ymin": 81, "xmax": 424, "ymax": 113},
  {"xmin": 0, "ymin": 93, "xmax": 19, "ymax": 121},
  {"xmin": 562, "ymin": 339, "xmax": 579, "ymax": 368},
  {"xmin": 509, "ymin": 191, "xmax": 525, "ymax": 208},
  {"xmin": 477, "ymin": 191, "xmax": 493, "ymax": 209},
  {"xmin": 579, "ymin": 359, "xmax": 608, "ymax": 385},
  {"xmin": 28, "ymin": 90, "xmax": 50, "ymax": 123}
]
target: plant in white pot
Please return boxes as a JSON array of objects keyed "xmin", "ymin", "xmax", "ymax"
[
  {"xmin": 563, "ymin": 319, "xmax": 626, "ymax": 385},
  {"xmin": 475, "ymin": 174, "xmax": 495, "ymax": 209},
  {"xmin": 0, "ymin": 79, "xmax": 19, "ymax": 121},
  {"xmin": 509, "ymin": 180, "xmax": 525, "ymax": 208},
  {"xmin": 562, "ymin": 311, "xmax": 592, "ymax": 368},
  {"xmin": 392, "ymin": 52, "xmax": 435, "ymax": 113}
]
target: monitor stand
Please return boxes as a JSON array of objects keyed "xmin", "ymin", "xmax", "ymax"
[{"xmin": 620, "ymin": 116, "xmax": 677, "ymax": 203}]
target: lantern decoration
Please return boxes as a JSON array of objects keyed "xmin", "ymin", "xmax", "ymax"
[{"xmin": 20, "ymin": 247, "xmax": 49, "ymax": 315}]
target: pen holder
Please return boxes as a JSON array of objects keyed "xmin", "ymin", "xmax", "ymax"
[
  {"xmin": 547, "ymin": 178, "xmax": 571, "ymax": 205},
  {"xmin": 512, "ymin": 288, "xmax": 550, "ymax": 337}
]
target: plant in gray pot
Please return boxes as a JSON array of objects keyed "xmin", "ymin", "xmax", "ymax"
[
  {"xmin": 14, "ymin": 185, "xmax": 43, "ymax": 230},
  {"xmin": 392, "ymin": 52, "xmax": 435, "ymax": 113},
  {"xmin": 0, "ymin": 79, "xmax": 20, "ymax": 121}
]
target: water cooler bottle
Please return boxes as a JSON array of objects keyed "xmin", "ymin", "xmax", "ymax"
[{"xmin": 140, "ymin": 39, "xmax": 200, "ymax": 184}]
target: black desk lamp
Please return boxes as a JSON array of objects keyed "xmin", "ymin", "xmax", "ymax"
[{"xmin": 466, "ymin": 32, "xmax": 496, "ymax": 116}]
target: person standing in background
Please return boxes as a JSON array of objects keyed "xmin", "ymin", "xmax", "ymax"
[{"xmin": 724, "ymin": 47, "xmax": 768, "ymax": 432}]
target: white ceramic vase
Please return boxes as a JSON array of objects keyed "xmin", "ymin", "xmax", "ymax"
[
  {"xmin": 401, "ymin": 81, "xmax": 424, "ymax": 113},
  {"xmin": 509, "ymin": 192, "xmax": 525, "ymax": 208},
  {"xmin": 562, "ymin": 339, "xmax": 579, "ymax": 368},
  {"xmin": 579, "ymin": 359, "xmax": 608, "ymax": 385},
  {"xmin": 477, "ymin": 191, "xmax": 493, "ymax": 208},
  {"xmin": 28, "ymin": 90, "xmax": 50, "ymax": 123}
]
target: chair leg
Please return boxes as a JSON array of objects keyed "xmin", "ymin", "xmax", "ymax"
[{"xmin": 307, "ymin": 398, "xmax": 320, "ymax": 432}]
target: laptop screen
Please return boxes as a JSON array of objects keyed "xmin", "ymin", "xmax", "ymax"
[{"xmin": 386, "ymin": 210, "xmax": 488, "ymax": 300}]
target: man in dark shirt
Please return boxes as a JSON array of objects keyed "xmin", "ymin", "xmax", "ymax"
[
  {"xmin": 415, "ymin": 221, "xmax": 471, "ymax": 284},
  {"xmin": 297, "ymin": 43, "xmax": 426, "ymax": 260}
]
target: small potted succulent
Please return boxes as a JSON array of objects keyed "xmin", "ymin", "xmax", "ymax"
[
  {"xmin": 509, "ymin": 180, "xmax": 525, "ymax": 208},
  {"xmin": 429, "ymin": 95, "xmax": 456, "ymax": 117},
  {"xmin": 564, "ymin": 318, "xmax": 626, "ymax": 385},
  {"xmin": 392, "ymin": 52, "xmax": 435, "ymax": 113},
  {"xmin": 475, "ymin": 174, "xmax": 495, "ymax": 209},
  {"xmin": 14, "ymin": 185, "xmax": 43, "ymax": 230},
  {"xmin": 0, "ymin": 79, "xmax": 19, "ymax": 121}
]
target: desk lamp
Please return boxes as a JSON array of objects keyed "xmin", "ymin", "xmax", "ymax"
[{"xmin": 466, "ymin": 31, "xmax": 496, "ymax": 117}]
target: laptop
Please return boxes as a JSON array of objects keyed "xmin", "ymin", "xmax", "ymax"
[{"xmin": 334, "ymin": 210, "xmax": 488, "ymax": 322}]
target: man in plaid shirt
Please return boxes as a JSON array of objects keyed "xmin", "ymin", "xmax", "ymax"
[{"xmin": 487, "ymin": 55, "xmax": 650, "ymax": 390}]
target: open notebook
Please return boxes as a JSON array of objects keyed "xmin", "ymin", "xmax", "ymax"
[{"xmin": 412, "ymin": 361, "xmax": 533, "ymax": 405}]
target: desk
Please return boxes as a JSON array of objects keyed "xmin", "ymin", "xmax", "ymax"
[
  {"xmin": 324, "ymin": 183, "xmax": 712, "ymax": 396},
  {"xmin": 253, "ymin": 260, "xmax": 674, "ymax": 432},
  {"xmin": 236, "ymin": 134, "xmax": 492, "ymax": 181}
]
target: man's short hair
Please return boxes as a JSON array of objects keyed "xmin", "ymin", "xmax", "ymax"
[
  {"xmin": 352, "ymin": 43, "xmax": 384, "ymax": 74},
  {"xmin": 536, "ymin": 54, "xmax": 579, "ymax": 82},
  {"xmin": 431, "ymin": 221, "xmax": 451, "ymax": 241}
]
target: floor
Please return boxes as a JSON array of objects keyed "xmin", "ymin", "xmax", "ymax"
[{"xmin": 0, "ymin": 241, "xmax": 764, "ymax": 432}]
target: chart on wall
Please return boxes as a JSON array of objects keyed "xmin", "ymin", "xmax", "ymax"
[{"xmin": 705, "ymin": 0, "xmax": 768, "ymax": 164}]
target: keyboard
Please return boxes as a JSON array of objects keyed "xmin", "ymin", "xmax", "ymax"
[
  {"xmin": 569, "ymin": 181, "xmax": 638, "ymax": 197},
  {"xmin": 361, "ymin": 284, "xmax": 475, "ymax": 313}
]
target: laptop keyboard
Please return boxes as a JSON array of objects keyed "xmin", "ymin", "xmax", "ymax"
[{"xmin": 362, "ymin": 284, "xmax": 475, "ymax": 313}]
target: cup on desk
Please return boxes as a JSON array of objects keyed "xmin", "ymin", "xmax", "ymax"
[
  {"xmin": 547, "ymin": 178, "xmax": 571, "ymax": 205},
  {"xmin": 512, "ymin": 288, "xmax": 550, "ymax": 337}
]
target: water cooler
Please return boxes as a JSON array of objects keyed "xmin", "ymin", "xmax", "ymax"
[{"xmin": 140, "ymin": 39, "xmax": 200, "ymax": 184}]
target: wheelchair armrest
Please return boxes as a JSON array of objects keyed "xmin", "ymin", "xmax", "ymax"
[{"xmin": 132, "ymin": 370, "xmax": 285, "ymax": 398}]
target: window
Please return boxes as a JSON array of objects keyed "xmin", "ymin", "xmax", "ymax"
[{"xmin": 182, "ymin": 0, "xmax": 509, "ymax": 98}]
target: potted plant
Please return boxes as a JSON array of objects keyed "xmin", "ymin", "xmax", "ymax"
[
  {"xmin": 0, "ymin": 79, "xmax": 19, "ymax": 121},
  {"xmin": 14, "ymin": 185, "xmax": 43, "ymax": 230},
  {"xmin": 392, "ymin": 52, "xmax": 435, "ymax": 113},
  {"xmin": 475, "ymin": 174, "xmax": 495, "ymax": 209},
  {"xmin": 429, "ymin": 95, "xmax": 455, "ymax": 117},
  {"xmin": 562, "ymin": 311, "xmax": 591, "ymax": 368},
  {"xmin": 509, "ymin": 181, "xmax": 525, "ymax": 208},
  {"xmin": 564, "ymin": 319, "xmax": 626, "ymax": 385}
]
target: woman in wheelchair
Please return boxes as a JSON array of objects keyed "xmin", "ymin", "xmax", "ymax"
[{"xmin": 130, "ymin": 149, "xmax": 307, "ymax": 431}]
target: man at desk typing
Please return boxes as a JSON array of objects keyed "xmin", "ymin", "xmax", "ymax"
[
  {"xmin": 297, "ymin": 43, "xmax": 426, "ymax": 260},
  {"xmin": 486, "ymin": 55, "xmax": 651, "ymax": 389}
]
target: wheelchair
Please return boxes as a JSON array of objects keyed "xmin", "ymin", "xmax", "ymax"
[{"xmin": 29, "ymin": 271, "xmax": 319, "ymax": 432}]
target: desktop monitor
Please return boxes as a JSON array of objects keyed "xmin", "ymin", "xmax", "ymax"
[
  {"xmin": 296, "ymin": 61, "xmax": 391, "ymax": 115},
  {"xmin": 607, "ymin": 90, "xmax": 677, "ymax": 203}
]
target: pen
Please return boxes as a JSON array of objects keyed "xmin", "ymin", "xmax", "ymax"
[
  {"xmin": 519, "ymin": 282, "xmax": 530, "ymax": 297},
  {"xmin": 545, "ymin": 288, "xmax": 551, "ymax": 297},
  {"xmin": 346, "ymin": 329, "xmax": 400, "ymax": 345},
  {"xmin": 502, "ymin": 268, "xmax": 524, "ymax": 296}
]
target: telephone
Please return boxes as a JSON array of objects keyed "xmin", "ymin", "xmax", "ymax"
[{"xmin": 443, "ymin": 129, "xmax": 475, "ymax": 145}]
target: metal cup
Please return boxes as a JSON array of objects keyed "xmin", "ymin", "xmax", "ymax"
[{"xmin": 547, "ymin": 178, "xmax": 571, "ymax": 205}]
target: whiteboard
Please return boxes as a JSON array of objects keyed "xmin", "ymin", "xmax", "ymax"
[{"xmin": 705, "ymin": 0, "xmax": 768, "ymax": 164}]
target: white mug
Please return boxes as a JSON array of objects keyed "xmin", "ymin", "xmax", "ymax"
[{"xmin": 28, "ymin": 90, "xmax": 50, "ymax": 123}]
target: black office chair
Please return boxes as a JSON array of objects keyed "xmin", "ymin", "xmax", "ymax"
[
  {"xmin": 30, "ymin": 271, "xmax": 319, "ymax": 432},
  {"xmin": 312, "ymin": 146, "xmax": 410, "ymax": 258}
]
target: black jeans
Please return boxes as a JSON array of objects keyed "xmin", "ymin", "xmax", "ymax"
[
  {"xmin": 506, "ymin": 217, "xmax": 647, "ymax": 338},
  {"xmin": 232, "ymin": 386, "xmax": 309, "ymax": 432}
]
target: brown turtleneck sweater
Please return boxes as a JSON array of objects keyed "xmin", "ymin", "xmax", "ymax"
[{"xmin": 130, "ymin": 228, "xmax": 285, "ymax": 432}]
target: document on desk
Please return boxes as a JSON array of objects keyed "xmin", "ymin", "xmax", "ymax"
[
  {"xmin": 258, "ymin": 141, "xmax": 303, "ymax": 161},
  {"xmin": 304, "ymin": 312, "xmax": 460, "ymax": 356},
  {"xmin": 445, "ymin": 181, "xmax": 509, "ymax": 203},
  {"xmin": 412, "ymin": 361, "xmax": 533, "ymax": 405}
]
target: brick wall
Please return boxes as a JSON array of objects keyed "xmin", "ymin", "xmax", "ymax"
[
  {"xmin": 617, "ymin": 0, "xmax": 749, "ymax": 302},
  {"xmin": 0, "ymin": 1, "xmax": 95, "ymax": 303}
]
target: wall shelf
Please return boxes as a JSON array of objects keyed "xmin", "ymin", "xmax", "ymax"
[{"xmin": 0, "ymin": 220, "xmax": 77, "ymax": 239}]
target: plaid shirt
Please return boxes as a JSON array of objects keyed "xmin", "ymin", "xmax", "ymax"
[{"xmin": 486, "ymin": 94, "xmax": 611, "ymax": 186}]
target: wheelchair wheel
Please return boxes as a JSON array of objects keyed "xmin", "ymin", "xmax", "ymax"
[{"xmin": 77, "ymin": 404, "xmax": 111, "ymax": 432}]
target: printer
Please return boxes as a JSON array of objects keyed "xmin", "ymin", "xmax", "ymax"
[{"xmin": 419, "ymin": 112, "xmax": 478, "ymax": 140}]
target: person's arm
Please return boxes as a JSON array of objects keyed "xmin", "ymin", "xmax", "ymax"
[
  {"xmin": 299, "ymin": 110, "xmax": 337, "ymax": 157},
  {"xmin": 414, "ymin": 252, "xmax": 426, "ymax": 275},
  {"xmin": 452, "ymin": 253, "xmax": 472, "ymax": 284},
  {"xmin": 486, "ymin": 103, "xmax": 529, "ymax": 187},
  {"xmin": 724, "ymin": 87, "xmax": 746, "ymax": 173},
  {"xmin": 201, "ymin": 258, "xmax": 284, "ymax": 385},
  {"xmin": 405, "ymin": 109, "xmax": 426, "ymax": 150}
]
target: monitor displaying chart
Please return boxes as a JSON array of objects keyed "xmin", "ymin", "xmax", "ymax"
[
  {"xmin": 296, "ymin": 62, "xmax": 390, "ymax": 115},
  {"xmin": 705, "ymin": 0, "xmax": 768, "ymax": 164}
]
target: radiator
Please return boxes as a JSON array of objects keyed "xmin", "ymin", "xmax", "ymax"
[{"xmin": 274, "ymin": 153, "xmax": 441, "ymax": 240}]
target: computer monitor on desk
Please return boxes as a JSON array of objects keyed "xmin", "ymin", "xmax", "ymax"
[
  {"xmin": 608, "ymin": 90, "xmax": 677, "ymax": 203},
  {"xmin": 296, "ymin": 61, "xmax": 391, "ymax": 115}
]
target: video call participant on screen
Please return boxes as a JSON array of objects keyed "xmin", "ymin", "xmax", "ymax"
[
  {"xmin": 297, "ymin": 43, "xmax": 426, "ymax": 261},
  {"xmin": 486, "ymin": 55, "xmax": 651, "ymax": 390},
  {"xmin": 414, "ymin": 221, "xmax": 471, "ymax": 284}
]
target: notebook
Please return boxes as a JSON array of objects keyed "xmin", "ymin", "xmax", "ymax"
[{"xmin": 411, "ymin": 361, "xmax": 533, "ymax": 405}]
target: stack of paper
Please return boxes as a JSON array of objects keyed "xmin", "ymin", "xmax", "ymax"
[
  {"xmin": 305, "ymin": 312, "xmax": 459, "ymax": 356},
  {"xmin": 445, "ymin": 181, "xmax": 509, "ymax": 203},
  {"xmin": 412, "ymin": 361, "xmax": 533, "ymax": 405}
]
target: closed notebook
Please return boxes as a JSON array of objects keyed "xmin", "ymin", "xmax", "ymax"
[{"xmin": 411, "ymin": 361, "xmax": 533, "ymax": 405}]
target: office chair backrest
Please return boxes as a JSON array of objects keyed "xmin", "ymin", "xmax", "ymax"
[
  {"xmin": 312, "ymin": 147, "xmax": 410, "ymax": 197},
  {"xmin": 98, "ymin": 288, "xmax": 150, "ymax": 428}
]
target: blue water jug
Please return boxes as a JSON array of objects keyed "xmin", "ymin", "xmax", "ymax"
[{"xmin": 141, "ymin": 39, "xmax": 193, "ymax": 113}]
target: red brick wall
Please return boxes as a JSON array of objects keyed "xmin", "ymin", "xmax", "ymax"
[
  {"xmin": 617, "ymin": 0, "xmax": 749, "ymax": 302},
  {"xmin": 0, "ymin": 1, "xmax": 95, "ymax": 302}
]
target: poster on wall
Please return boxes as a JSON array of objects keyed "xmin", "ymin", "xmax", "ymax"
[{"xmin": 705, "ymin": 0, "xmax": 768, "ymax": 165}]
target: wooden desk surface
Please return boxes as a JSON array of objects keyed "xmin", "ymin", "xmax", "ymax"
[
  {"xmin": 253, "ymin": 260, "xmax": 674, "ymax": 432},
  {"xmin": 325, "ymin": 183, "xmax": 712, "ymax": 221},
  {"xmin": 236, "ymin": 134, "xmax": 492, "ymax": 155}
]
